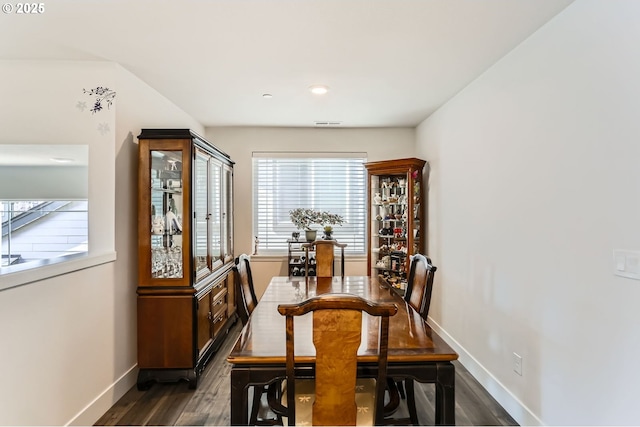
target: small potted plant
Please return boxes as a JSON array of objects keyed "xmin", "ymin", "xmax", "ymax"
[
  {"xmin": 323, "ymin": 225, "xmax": 334, "ymax": 240},
  {"xmin": 289, "ymin": 208, "xmax": 344, "ymax": 241},
  {"xmin": 317, "ymin": 210, "xmax": 344, "ymax": 240}
]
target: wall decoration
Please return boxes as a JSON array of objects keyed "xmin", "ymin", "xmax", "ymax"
[
  {"xmin": 97, "ymin": 122, "xmax": 110, "ymax": 135},
  {"xmin": 82, "ymin": 86, "xmax": 116, "ymax": 113}
]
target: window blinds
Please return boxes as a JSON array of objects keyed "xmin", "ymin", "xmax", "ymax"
[{"xmin": 252, "ymin": 153, "xmax": 367, "ymax": 254}]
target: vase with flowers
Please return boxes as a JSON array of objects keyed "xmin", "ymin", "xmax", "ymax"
[{"xmin": 289, "ymin": 208, "xmax": 345, "ymax": 241}]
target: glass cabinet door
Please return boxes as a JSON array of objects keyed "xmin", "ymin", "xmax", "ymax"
[
  {"xmin": 411, "ymin": 172, "xmax": 421, "ymax": 255},
  {"xmin": 209, "ymin": 159, "xmax": 222, "ymax": 269},
  {"xmin": 150, "ymin": 150, "xmax": 184, "ymax": 279},
  {"xmin": 192, "ymin": 148, "xmax": 231, "ymax": 281},
  {"xmin": 370, "ymin": 173, "xmax": 410, "ymax": 285},
  {"xmin": 370, "ymin": 174, "xmax": 381, "ymax": 277},
  {"xmin": 222, "ymin": 164, "xmax": 234, "ymax": 263},
  {"xmin": 194, "ymin": 149, "xmax": 210, "ymax": 278}
]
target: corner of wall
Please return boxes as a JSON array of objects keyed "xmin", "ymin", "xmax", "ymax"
[
  {"xmin": 427, "ymin": 318, "xmax": 543, "ymax": 426},
  {"xmin": 67, "ymin": 365, "xmax": 138, "ymax": 426}
]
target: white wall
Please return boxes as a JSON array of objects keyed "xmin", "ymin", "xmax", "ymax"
[
  {"xmin": 416, "ymin": 1, "xmax": 640, "ymax": 424},
  {"xmin": 0, "ymin": 60, "xmax": 202, "ymax": 425},
  {"xmin": 0, "ymin": 165, "xmax": 88, "ymax": 199},
  {"xmin": 0, "ymin": 60, "xmax": 116, "ymax": 257},
  {"xmin": 0, "ymin": 60, "xmax": 118, "ymax": 425},
  {"xmin": 206, "ymin": 126, "xmax": 416, "ymax": 297}
]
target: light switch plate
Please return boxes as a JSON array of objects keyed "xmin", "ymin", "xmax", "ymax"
[{"xmin": 613, "ymin": 250, "xmax": 640, "ymax": 280}]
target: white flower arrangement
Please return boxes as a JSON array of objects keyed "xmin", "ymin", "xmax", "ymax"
[{"xmin": 289, "ymin": 208, "xmax": 344, "ymax": 231}]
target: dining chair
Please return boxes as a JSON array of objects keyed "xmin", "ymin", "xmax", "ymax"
[
  {"xmin": 269, "ymin": 294, "xmax": 397, "ymax": 426},
  {"xmin": 301, "ymin": 240, "xmax": 347, "ymax": 277},
  {"xmin": 385, "ymin": 254, "xmax": 438, "ymax": 425},
  {"xmin": 233, "ymin": 254, "xmax": 282, "ymax": 426},
  {"xmin": 404, "ymin": 254, "xmax": 437, "ymax": 319},
  {"xmin": 233, "ymin": 254, "xmax": 259, "ymax": 326}
]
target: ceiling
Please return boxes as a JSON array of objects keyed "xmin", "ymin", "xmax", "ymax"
[
  {"xmin": 0, "ymin": 145, "xmax": 89, "ymax": 166},
  {"xmin": 0, "ymin": 0, "xmax": 574, "ymax": 128}
]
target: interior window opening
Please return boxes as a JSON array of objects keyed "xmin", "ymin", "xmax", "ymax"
[{"xmin": 1, "ymin": 200, "xmax": 88, "ymax": 268}]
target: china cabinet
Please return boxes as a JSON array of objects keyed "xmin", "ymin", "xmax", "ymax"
[
  {"xmin": 364, "ymin": 158, "xmax": 426, "ymax": 290},
  {"xmin": 136, "ymin": 129, "xmax": 236, "ymax": 389}
]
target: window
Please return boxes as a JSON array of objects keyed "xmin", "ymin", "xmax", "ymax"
[
  {"xmin": 1, "ymin": 200, "xmax": 88, "ymax": 267},
  {"xmin": 253, "ymin": 152, "xmax": 367, "ymax": 254},
  {"xmin": 0, "ymin": 144, "xmax": 102, "ymax": 289}
]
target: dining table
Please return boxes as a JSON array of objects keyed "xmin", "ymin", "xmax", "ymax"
[{"xmin": 227, "ymin": 275, "xmax": 459, "ymax": 425}]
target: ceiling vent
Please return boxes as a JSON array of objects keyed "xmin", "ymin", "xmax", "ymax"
[{"xmin": 314, "ymin": 121, "xmax": 342, "ymax": 127}]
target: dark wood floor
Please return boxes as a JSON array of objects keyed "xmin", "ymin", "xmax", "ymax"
[{"xmin": 95, "ymin": 322, "xmax": 518, "ymax": 426}]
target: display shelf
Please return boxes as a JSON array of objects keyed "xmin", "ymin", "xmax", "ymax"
[
  {"xmin": 287, "ymin": 239, "xmax": 316, "ymax": 276},
  {"xmin": 364, "ymin": 158, "xmax": 426, "ymax": 284}
]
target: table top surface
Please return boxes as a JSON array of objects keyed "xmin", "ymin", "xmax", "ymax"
[{"xmin": 227, "ymin": 276, "xmax": 458, "ymax": 365}]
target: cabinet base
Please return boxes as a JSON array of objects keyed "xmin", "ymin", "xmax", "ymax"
[
  {"xmin": 137, "ymin": 368, "xmax": 198, "ymax": 390},
  {"xmin": 136, "ymin": 313, "xmax": 238, "ymax": 391}
]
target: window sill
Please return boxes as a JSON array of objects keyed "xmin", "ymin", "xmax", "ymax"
[
  {"xmin": 249, "ymin": 254, "xmax": 367, "ymax": 262},
  {"xmin": 0, "ymin": 251, "xmax": 117, "ymax": 292}
]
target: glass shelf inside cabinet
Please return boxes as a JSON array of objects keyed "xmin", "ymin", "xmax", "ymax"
[
  {"xmin": 411, "ymin": 176, "xmax": 421, "ymax": 255},
  {"xmin": 371, "ymin": 174, "xmax": 411, "ymax": 284},
  {"xmin": 150, "ymin": 150, "xmax": 184, "ymax": 279}
]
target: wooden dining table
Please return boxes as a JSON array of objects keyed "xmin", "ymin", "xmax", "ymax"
[{"xmin": 227, "ymin": 275, "xmax": 459, "ymax": 425}]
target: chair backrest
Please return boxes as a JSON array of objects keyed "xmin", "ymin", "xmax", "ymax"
[
  {"xmin": 404, "ymin": 254, "xmax": 437, "ymax": 319},
  {"xmin": 301, "ymin": 240, "xmax": 347, "ymax": 278},
  {"xmin": 278, "ymin": 294, "xmax": 397, "ymax": 426},
  {"xmin": 233, "ymin": 254, "xmax": 258, "ymax": 325}
]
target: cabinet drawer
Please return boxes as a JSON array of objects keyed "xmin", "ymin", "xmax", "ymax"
[
  {"xmin": 212, "ymin": 304, "xmax": 228, "ymax": 336},
  {"xmin": 212, "ymin": 281, "xmax": 227, "ymax": 301},
  {"xmin": 212, "ymin": 288, "xmax": 227, "ymax": 306}
]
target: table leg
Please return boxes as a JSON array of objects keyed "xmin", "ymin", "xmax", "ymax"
[
  {"xmin": 435, "ymin": 362, "xmax": 456, "ymax": 425},
  {"xmin": 230, "ymin": 367, "xmax": 250, "ymax": 426}
]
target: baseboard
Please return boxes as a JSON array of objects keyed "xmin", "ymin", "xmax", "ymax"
[
  {"xmin": 427, "ymin": 317, "xmax": 544, "ymax": 426},
  {"xmin": 66, "ymin": 364, "xmax": 138, "ymax": 426}
]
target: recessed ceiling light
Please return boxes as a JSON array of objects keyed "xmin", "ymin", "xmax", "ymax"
[
  {"xmin": 309, "ymin": 85, "xmax": 329, "ymax": 95},
  {"xmin": 51, "ymin": 157, "xmax": 74, "ymax": 163},
  {"xmin": 314, "ymin": 121, "xmax": 342, "ymax": 126},
  {"xmin": 262, "ymin": 93, "xmax": 273, "ymax": 98}
]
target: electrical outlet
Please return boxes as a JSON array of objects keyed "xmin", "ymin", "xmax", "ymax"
[
  {"xmin": 513, "ymin": 352, "xmax": 522, "ymax": 376},
  {"xmin": 613, "ymin": 250, "xmax": 640, "ymax": 280}
]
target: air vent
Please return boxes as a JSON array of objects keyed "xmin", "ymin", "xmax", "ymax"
[{"xmin": 314, "ymin": 121, "xmax": 342, "ymax": 126}]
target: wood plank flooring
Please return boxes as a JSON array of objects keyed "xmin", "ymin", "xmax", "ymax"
[{"xmin": 95, "ymin": 322, "xmax": 518, "ymax": 426}]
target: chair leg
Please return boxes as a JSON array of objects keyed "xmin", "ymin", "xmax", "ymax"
[
  {"xmin": 405, "ymin": 379, "xmax": 419, "ymax": 425},
  {"xmin": 249, "ymin": 385, "xmax": 262, "ymax": 425},
  {"xmin": 384, "ymin": 377, "xmax": 401, "ymax": 416},
  {"xmin": 397, "ymin": 379, "xmax": 406, "ymax": 399},
  {"xmin": 250, "ymin": 385, "xmax": 283, "ymax": 426},
  {"xmin": 384, "ymin": 378, "xmax": 419, "ymax": 426}
]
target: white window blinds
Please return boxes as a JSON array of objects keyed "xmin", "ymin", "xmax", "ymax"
[{"xmin": 252, "ymin": 152, "xmax": 367, "ymax": 254}]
